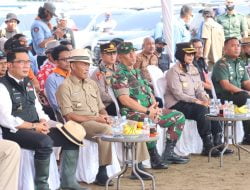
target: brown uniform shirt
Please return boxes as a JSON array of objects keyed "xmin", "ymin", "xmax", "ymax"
[
  {"xmin": 165, "ymin": 62, "xmax": 209, "ymax": 108},
  {"xmin": 90, "ymin": 62, "xmax": 115, "ymax": 107},
  {"xmin": 134, "ymin": 52, "xmax": 158, "ymax": 82},
  {"xmin": 56, "ymin": 75, "xmax": 105, "ymax": 116}
]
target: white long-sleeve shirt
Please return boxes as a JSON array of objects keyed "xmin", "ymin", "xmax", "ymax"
[{"xmin": 0, "ymin": 73, "xmax": 49, "ymax": 132}]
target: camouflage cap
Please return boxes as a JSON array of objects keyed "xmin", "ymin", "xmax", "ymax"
[
  {"xmin": 100, "ymin": 42, "xmax": 117, "ymax": 53},
  {"xmin": 117, "ymin": 42, "xmax": 137, "ymax": 54}
]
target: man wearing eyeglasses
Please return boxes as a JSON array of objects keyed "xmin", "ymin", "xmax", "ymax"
[
  {"xmin": 91, "ymin": 42, "xmax": 117, "ymax": 116},
  {"xmin": 45, "ymin": 45, "xmax": 70, "ymax": 113}
]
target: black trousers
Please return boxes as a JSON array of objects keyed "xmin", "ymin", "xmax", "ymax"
[
  {"xmin": 171, "ymin": 101, "xmax": 222, "ymax": 138},
  {"xmin": 37, "ymin": 55, "xmax": 47, "ymax": 69},
  {"xmin": 106, "ymin": 102, "xmax": 117, "ymax": 116},
  {"xmin": 218, "ymin": 91, "xmax": 250, "ymax": 137},
  {"xmin": 155, "ymin": 97, "xmax": 163, "ymax": 108},
  {"xmin": 2, "ymin": 127, "xmax": 78, "ymax": 160}
]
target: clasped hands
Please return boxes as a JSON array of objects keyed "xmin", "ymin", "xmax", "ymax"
[{"xmin": 148, "ymin": 102, "xmax": 162, "ymax": 122}]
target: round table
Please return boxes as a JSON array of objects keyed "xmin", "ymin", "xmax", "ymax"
[
  {"xmin": 206, "ymin": 114, "xmax": 250, "ymax": 167},
  {"xmin": 101, "ymin": 135, "xmax": 159, "ymax": 190}
]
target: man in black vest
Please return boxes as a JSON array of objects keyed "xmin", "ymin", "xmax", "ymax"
[{"xmin": 0, "ymin": 48, "xmax": 88, "ymax": 190}]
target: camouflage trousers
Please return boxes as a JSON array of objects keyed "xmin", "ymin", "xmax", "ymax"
[{"xmin": 126, "ymin": 109, "xmax": 185, "ymax": 150}]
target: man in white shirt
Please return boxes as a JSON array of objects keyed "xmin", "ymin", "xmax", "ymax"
[{"xmin": 0, "ymin": 48, "xmax": 88, "ymax": 190}]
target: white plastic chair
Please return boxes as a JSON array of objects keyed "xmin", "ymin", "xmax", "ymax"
[
  {"xmin": 76, "ymin": 140, "xmax": 121, "ymax": 183},
  {"xmin": 146, "ymin": 65, "xmax": 164, "ymax": 98}
]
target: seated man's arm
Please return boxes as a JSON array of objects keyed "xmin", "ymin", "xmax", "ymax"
[
  {"xmin": 118, "ymin": 95, "xmax": 158, "ymax": 120},
  {"xmin": 45, "ymin": 76, "xmax": 59, "ymax": 112},
  {"xmin": 219, "ymin": 80, "xmax": 242, "ymax": 93},
  {"xmin": 213, "ymin": 61, "xmax": 245, "ymax": 94},
  {"xmin": 242, "ymin": 80, "xmax": 250, "ymax": 91},
  {"xmin": 118, "ymin": 95, "xmax": 148, "ymax": 114}
]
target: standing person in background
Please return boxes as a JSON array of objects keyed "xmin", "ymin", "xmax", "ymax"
[
  {"xmin": 53, "ymin": 13, "xmax": 75, "ymax": 49},
  {"xmin": 31, "ymin": 2, "xmax": 64, "ymax": 69},
  {"xmin": 173, "ymin": 5, "xmax": 193, "ymax": 52},
  {"xmin": 202, "ymin": 8, "xmax": 225, "ymax": 71},
  {"xmin": 98, "ymin": 12, "xmax": 117, "ymax": 33},
  {"xmin": 0, "ymin": 140, "xmax": 20, "ymax": 190},
  {"xmin": 216, "ymin": 0, "xmax": 248, "ymax": 40},
  {"xmin": 0, "ymin": 13, "xmax": 20, "ymax": 39}
]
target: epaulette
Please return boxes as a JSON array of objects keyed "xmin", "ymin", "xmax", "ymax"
[{"xmin": 217, "ymin": 57, "xmax": 227, "ymax": 67}]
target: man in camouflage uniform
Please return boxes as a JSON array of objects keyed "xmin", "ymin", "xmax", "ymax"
[
  {"xmin": 216, "ymin": 0, "xmax": 248, "ymax": 39},
  {"xmin": 212, "ymin": 37, "xmax": 250, "ymax": 144},
  {"xmin": 111, "ymin": 42, "xmax": 189, "ymax": 173}
]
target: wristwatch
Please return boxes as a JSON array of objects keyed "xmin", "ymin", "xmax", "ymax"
[{"xmin": 146, "ymin": 108, "xmax": 150, "ymax": 115}]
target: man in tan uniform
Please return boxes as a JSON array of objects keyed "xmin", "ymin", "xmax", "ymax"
[
  {"xmin": 90, "ymin": 42, "xmax": 117, "ymax": 116},
  {"xmin": 0, "ymin": 140, "xmax": 20, "ymax": 190},
  {"xmin": 134, "ymin": 37, "xmax": 158, "ymax": 83},
  {"xmin": 202, "ymin": 8, "xmax": 225, "ymax": 70},
  {"xmin": 56, "ymin": 48, "xmax": 113, "ymax": 186}
]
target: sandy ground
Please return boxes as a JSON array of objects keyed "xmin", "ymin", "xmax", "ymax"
[{"xmin": 80, "ymin": 145, "xmax": 250, "ymax": 190}]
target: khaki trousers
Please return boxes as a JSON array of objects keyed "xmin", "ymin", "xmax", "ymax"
[
  {"xmin": 136, "ymin": 142, "xmax": 150, "ymax": 163},
  {"xmin": 81, "ymin": 121, "xmax": 112, "ymax": 166},
  {"xmin": 0, "ymin": 140, "xmax": 21, "ymax": 190}
]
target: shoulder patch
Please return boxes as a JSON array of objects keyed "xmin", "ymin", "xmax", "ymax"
[{"xmin": 33, "ymin": 27, "xmax": 39, "ymax": 32}]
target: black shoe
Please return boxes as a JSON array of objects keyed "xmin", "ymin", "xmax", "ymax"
[
  {"xmin": 161, "ymin": 140, "xmax": 189, "ymax": 164},
  {"xmin": 241, "ymin": 136, "xmax": 250, "ymax": 145},
  {"xmin": 94, "ymin": 179, "xmax": 114, "ymax": 186},
  {"xmin": 162, "ymin": 152, "xmax": 190, "ymax": 164},
  {"xmin": 148, "ymin": 147, "xmax": 168, "ymax": 169},
  {"xmin": 129, "ymin": 171, "xmax": 152, "ymax": 180},
  {"xmin": 130, "ymin": 162, "xmax": 152, "ymax": 180},
  {"xmin": 202, "ymin": 148, "xmax": 221, "ymax": 157},
  {"xmin": 202, "ymin": 134, "xmax": 221, "ymax": 157},
  {"xmin": 217, "ymin": 147, "xmax": 234, "ymax": 155},
  {"xmin": 95, "ymin": 166, "xmax": 114, "ymax": 186}
]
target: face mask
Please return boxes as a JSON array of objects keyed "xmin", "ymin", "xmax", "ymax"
[
  {"xmin": 156, "ymin": 47, "xmax": 164, "ymax": 53},
  {"xmin": 226, "ymin": 5, "xmax": 235, "ymax": 11}
]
